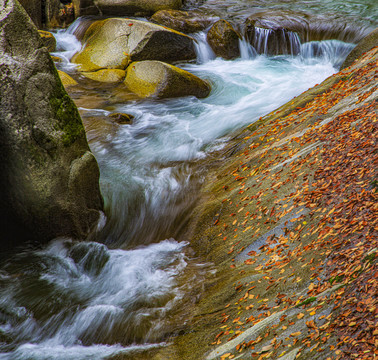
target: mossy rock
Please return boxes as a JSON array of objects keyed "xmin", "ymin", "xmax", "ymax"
[
  {"xmin": 81, "ymin": 69, "xmax": 126, "ymax": 83},
  {"xmin": 125, "ymin": 60, "xmax": 211, "ymax": 99},
  {"xmin": 57, "ymin": 70, "xmax": 78, "ymax": 88},
  {"xmin": 207, "ymin": 19, "xmax": 241, "ymax": 60},
  {"xmin": 38, "ymin": 30, "xmax": 56, "ymax": 52},
  {"xmin": 72, "ymin": 18, "xmax": 195, "ymax": 72},
  {"xmin": 0, "ymin": 0, "xmax": 103, "ymax": 250}
]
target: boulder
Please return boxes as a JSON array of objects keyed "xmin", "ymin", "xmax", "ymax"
[
  {"xmin": 151, "ymin": 9, "xmax": 215, "ymax": 33},
  {"xmin": 207, "ymin": 20, "xmax": 241, "ymax": 60},
  {"xmin": 81, "ymin": 69, "xmax": 126, "ymax": 83},
  {"xmin": 0, "ymin": 0, "xmax": 103, "ymax": 250},
  {"xmin": 58, "ymin": 70, "xmax": 79, "ymax": 87},
  {"xmin": 38, "ymin": 30, "xmax": 56, "ymax": 52},
  {"xmin": 341, "ymin": 28, "xmax": 378, "ymax": 70},
  {"xmin": 125, "ymin": 60, "xmax": 211, "ymax": 99},
  {"xmin": 244, "ymin": 10, "xmax": 371, "ymax": 55},
  {"xmin": 109, "ymin": 113, "xmax": 134, "ymax": 124},
  {"xmin": 72, "ymin": 18, "xmax": 196, "ymax": 72},
  {"xmin": 94, "ymin": 0, "xmax": 182, "ymax": 16}
]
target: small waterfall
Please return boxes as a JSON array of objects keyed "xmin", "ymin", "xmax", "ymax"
[
  {"xmin": 300, "ymin": 40, "xmax": 355, "ymax": 68},
  {"xmin": 245, "ymin": 26, "xmax": 302, "ymax": 56},
  {"xmin": 238, "ymin": 38, "xmax": 257, "ymax": 60},
  {"xmin": 64, "ymin": 16, "xmax": 96, "ymax": 42},
  {"xmin": 52, "ymin": 17, "xmax": 97, "ymax": 63},
  {"xmin": 192, "ymin": 32, "xmax": 216, "ymax": 64}
]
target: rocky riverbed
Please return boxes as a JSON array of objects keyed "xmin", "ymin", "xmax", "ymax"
[{"xmin": 0, "ymin": 1, "xmax": 377, "ymax": 359}]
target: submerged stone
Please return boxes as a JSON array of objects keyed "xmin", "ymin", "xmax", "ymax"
[
  {"xmin": 109, "ymin": 113, "xmax": 134, "ymax": 124},
  {"xmin": 125, "ymin": 60, "xmax": 211, "ymax": 99}
]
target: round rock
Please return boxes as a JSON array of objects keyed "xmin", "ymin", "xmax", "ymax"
[{"xmin": 125, "ymin": 60, "xmax": 211, "ymax": 99}]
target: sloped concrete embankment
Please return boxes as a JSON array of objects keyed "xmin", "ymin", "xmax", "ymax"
[{"xmin": 171, "ymin": 45, "xmax": 377, "ymax": 360}]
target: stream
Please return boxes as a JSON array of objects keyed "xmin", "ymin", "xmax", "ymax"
[{"xmin": 0, "ymin": 1, "xmax": 376, "ymax": 359}]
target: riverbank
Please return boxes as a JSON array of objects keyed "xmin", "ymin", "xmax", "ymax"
[{"xmin": 166, "ymin": 46, "xmax": 377, "ymax": 360}]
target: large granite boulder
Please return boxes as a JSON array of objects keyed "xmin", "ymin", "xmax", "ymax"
[
  {"xmin": 0, "ymin": 0, "xmax": 103, "ymax": 249},
  {"xmin": 150, "ymin": 9, "xmax": 215, "ymax": 33},
  {"xmin": 72, "ymin": 18, "xmax": 196, "ymax": 72},
  {"xmin": 207, "ymin": 20, "xmax": 241, "ymax": 60},
  {"xmin": 125, "ymin": 60, "xmax": 211, "ymax": 99}
]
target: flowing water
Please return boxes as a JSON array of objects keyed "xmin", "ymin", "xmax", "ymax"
[{"xmin": 0, "ymin": 1, "xmax": 375, "ymax": 358}]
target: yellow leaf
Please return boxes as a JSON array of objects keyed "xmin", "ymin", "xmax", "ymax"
[
  {"xmin": 297, "ymin": 313, "xmax": 305, "ymax": 319},
  {"xmin": 221, "ymin": 353, "xmax": 232, "ymax": 359},
  {"xmin": 290, "ymin": 331, "xmax": 301, "ymax": 337}
]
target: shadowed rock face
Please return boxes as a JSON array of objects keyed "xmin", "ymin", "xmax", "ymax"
[{"xmin": 0, "ymin": 0, "xmax": 103, "ymax": 250}]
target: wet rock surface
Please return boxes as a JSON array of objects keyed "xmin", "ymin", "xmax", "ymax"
[{"xmin": 167, "ymin": 46, "xmax": 378, "ymax": 360}]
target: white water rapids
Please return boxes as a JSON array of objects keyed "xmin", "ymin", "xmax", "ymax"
[{"xmin": 0, "ymin": 17, "xmax": 356, "ymax": 360}]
